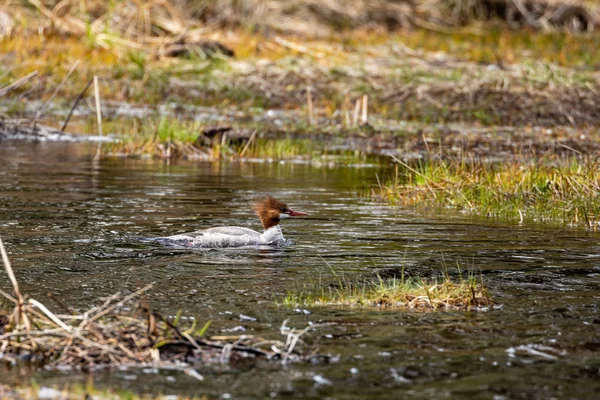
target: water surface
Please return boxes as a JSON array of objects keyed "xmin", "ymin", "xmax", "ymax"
[{"xmin": 1, "ymin": 141, "xmax": 599, "ymax": 399}]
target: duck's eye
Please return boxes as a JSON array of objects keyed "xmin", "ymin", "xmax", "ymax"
[{"xmin": 281, "ymin": 208, "xmax": 288, "ymax": 213}]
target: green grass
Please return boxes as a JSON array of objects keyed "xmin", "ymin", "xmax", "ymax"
[
  {"xmin": 283, "ymin": 265, "xmax": 492, "ymax": 311},
  {"xmin": 154, "ymin": 117, "xmax": 201, "ymax": 143},
  {"xmin": 101, "ymin": 115, "xmax": 380, "ymax": 164},
  {"xmin": 242, "ymin": 137, "xmax": 316, "ymax": 159},
  {"xmin": 398, "ymin": 28, "xmax": 600, "ymax": 69},
  {"xmin": 374, "ymin": 157, "xmax": 600, "ymax": 227},
  {"xmin": 103, "ymin": 117, "xmax": 204, "ymax": 158}
]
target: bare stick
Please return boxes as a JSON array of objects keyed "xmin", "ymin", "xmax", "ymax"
[
  {"xmin": 0, "ymin": 238, "xmax": 23, "ymax": 307},
  {"xmin": 361, "ymin": 95, "xmax": 368, "ymax": 125},
  {"xmin": 93, "ymin": 76, "xmax": 103, "ymax": 161},
  {"xmin": 352, "ymin": 98, "xmax": 361, "ymax": 127},
  {"xmin": 184, "ymin": 368, "xmax": 205, "ymax": 381},
  {"xmin": 0, "ymin": 328, "xmax": 65, "ymax": 341},
  {"xmin": 283, "ymin": 325, "xmax": 312, "ymax": 362},
  {"xmin": 94, "ymin": 76, "xmax": 103, "ymax": 136},
  {"xmin": 341, "ymin": 96, "xmax": 347, "ymax": 128},
  {"xmin": 83, "ymin": 283, "xmax": 154, "ymax": 326},
  {"xmin": 422, "ymin": 133, "xmax": 431, "ymax": 154},
  {"xmin": 239, "ymin": 129, "xmax": 257, "ymax": 158},
  {"xmin": 60, "ymin": 77, "xmax": 94, "ymax": 133},
  {"xmin": 0, "ymin": 71, "xmax": 39, "ymax": 97},
  {"xmin": 0, "ymin": 288, "xmax": 16, "ymax": 303},
  {"xmin": 0, "ymin": 237, "xmax": 26, "ymax": 328},
  {"xmin": 306, "ymin": 87, "xmax": 314, "ymax": 126},
  {"xmin": 32, "ymin": 61, "xmax": 80, "ymax": 128},
  {"xmin": 29, "ymin": 299, "xmax": 72, "ymax": 332}
]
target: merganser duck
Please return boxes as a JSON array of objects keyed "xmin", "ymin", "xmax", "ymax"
[{"xmin": 161, "ymin": 195, "xmax": 308, "ymax": 248}]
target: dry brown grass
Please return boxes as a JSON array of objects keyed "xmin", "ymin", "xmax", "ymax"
[
  {"xmin": 2, "ymin": 0, "xmax": 598, "ymax": 47},
  {"xmin": 3, "ymin": 1, "xmax": 600, "ymax": 157},
  {"xmin": 0, "ymin": 238, "xmax": 316, "ymax": 371}
]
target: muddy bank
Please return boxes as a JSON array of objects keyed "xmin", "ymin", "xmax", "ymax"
[
  {"xmin": 5, "ymin": 34, "xmax": 600, "ymax": 129},
  {"xmin": 3, "ymin": 105, "xmax": 599, "ymax": 163},
  {"xmin": 0, "ymin": 118, "xmax": 112, "ymax": 143},
  {"xmin": 2, "ymin": 2, "xmax": 600, "ymax": 160}
]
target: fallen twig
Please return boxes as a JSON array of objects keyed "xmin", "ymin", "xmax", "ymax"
[
  {"xmin": 60, "ymin": 78, "xmax": 94, "ymax": 133},
  {"xmin": 0, "ymin": 238, "xmax": 316, "ymax": 371},
  {"xmin": 0, "ymin": 71, "xmax": 39, "ymax": 98}
]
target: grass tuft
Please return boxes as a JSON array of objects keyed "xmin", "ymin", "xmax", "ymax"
[
  {"xmin": 283, "ymin": 266, "xmax": 492, "ymax": 311},
  {"xmin": 373, "ymin": 157, "xmax": 600, "ymax": 228}
]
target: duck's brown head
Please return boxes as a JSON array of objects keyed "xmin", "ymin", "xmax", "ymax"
[{"xmin": 252, "ymin": 195, "xmax": 308, "ymax": 230}]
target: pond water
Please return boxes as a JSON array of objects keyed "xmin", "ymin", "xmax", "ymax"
[{"xmin": 1, "ymin": 141, "xmax": 599, "ymax": 399}]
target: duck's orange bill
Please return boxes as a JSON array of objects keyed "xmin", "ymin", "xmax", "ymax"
[{"xmin": 287, "ymin": 209, "xmax": 308, "ymax": 216}]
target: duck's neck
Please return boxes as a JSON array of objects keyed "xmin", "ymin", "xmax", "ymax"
[{"xmin": 260, "ymin": 225, "xmax": 284, "ymax": 244}]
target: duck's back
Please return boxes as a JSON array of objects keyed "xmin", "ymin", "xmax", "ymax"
[
  {"xmin": 161, "ymin": 226, "xmax": 263, "ymax": 248},
  {"xmin": 202, "ymin": 226, "xmax": 261, "ymax": 237}
]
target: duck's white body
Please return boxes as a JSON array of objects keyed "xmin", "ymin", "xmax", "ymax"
[
  {"xmin": 159, "ymin": 196, "xmax": 307, "ymax": 249},
  {"xmin": 164, "ymin": 225, "xmax": 285, "ymax": 248}
]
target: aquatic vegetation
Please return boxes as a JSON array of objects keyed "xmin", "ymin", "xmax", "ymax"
[
  {"xmin": 375, "ymin": 156, "xmax": 600, "ymax": 227},
  {"xmin": 154, "ymin": 117, "xmax": 201, "ymax": 143},
  {"xmin": 284, "ymin": 266, "xmax": 491, "ymax": 311},
  {"xmin": 100, "ymin": 115, "xmax": 378, "ymax": 163},
  {"xmin": 241, "ymin": 137, "xmax": 316, "ymax": 160},
  {"xmin": 103, "ymin": 116, "xmax": 213, "ymax": 159}
]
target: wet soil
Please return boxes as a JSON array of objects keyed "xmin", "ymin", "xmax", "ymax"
[{"xmin": 3, "ymin": 101, "xmax": 600, "ymax": 162}]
